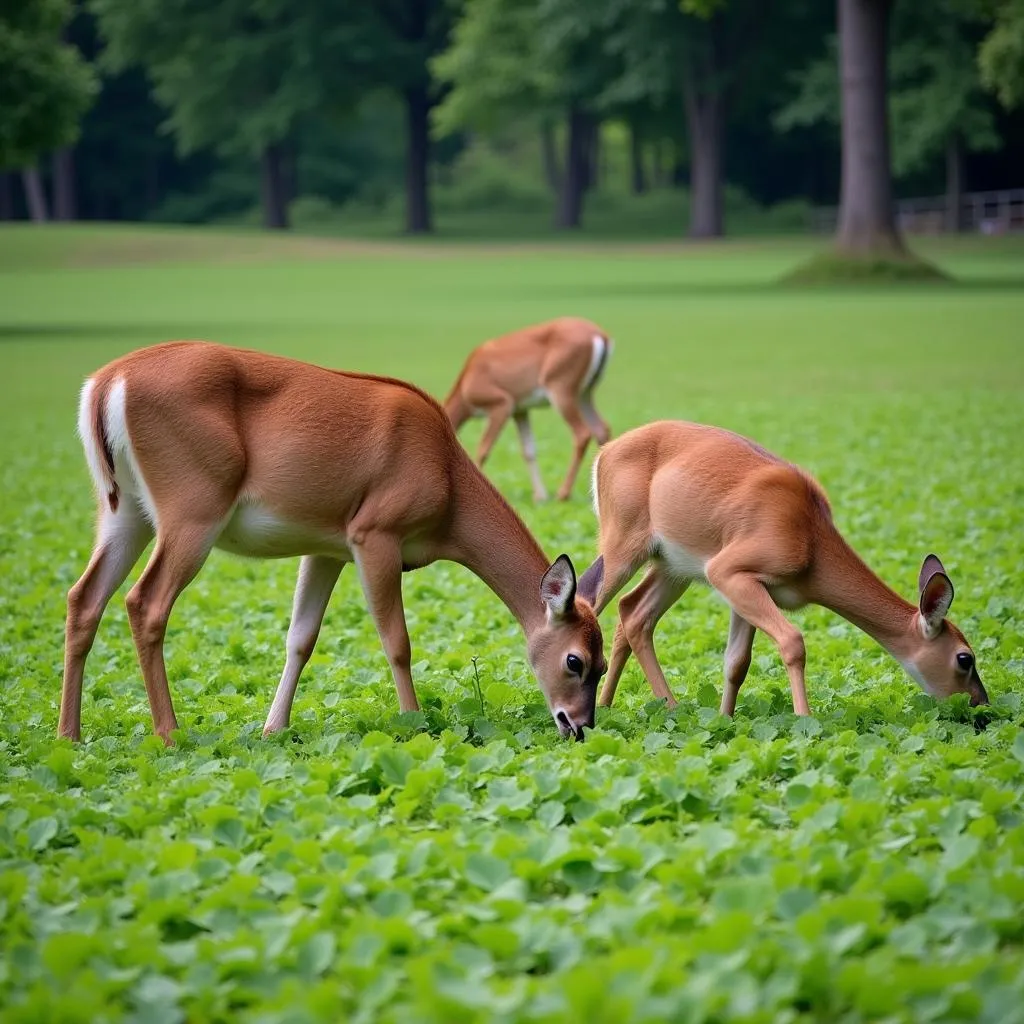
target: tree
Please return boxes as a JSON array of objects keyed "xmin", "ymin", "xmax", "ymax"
[
  {"xmin": 777, "ymin": 0, "xmax": 998, "ymax": 233},
  {"xmin": 0, "ymin": 0, "xmax": 96, "ymax": 221},
  {"xmin": 433, "ymin": 0, "xmax": 606, "ymax": 229},
  {"xmin": 977, "ymin": 0, "xmax": 1024, "ymax": 109},
  {"xmin": 377, "ymin": 0, "xmax": 455, "ymax": 234},
  {"xmin": 91, "ymin": 0, "xmax": 379, "ymax": 229}
]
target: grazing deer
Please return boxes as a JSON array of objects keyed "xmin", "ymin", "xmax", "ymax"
[
  {"xmin": 60, "ymin": 341, "xmax": 605, "ymax": 744},
  {"xmin": 443, "ymin": 317, "xmax": 613, "ymax": 502},
  {"xmin": 576, "ymin": 421, "xmax": 988, "ymax": 717}
]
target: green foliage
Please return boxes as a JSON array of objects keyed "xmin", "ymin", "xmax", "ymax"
[
  {"xmin": 775, "ymin": 0, "xmax": 999, "ymax": 179},
  {"xmin": 0, "ymin": 0, "xmax": 97, "ymax": 169},
  {"xmin": 977, "ymin": 0, "xmax": 1024, "ymax": 108},
  {"xmin": 90, "ymin": 0, "xmax": 379, "ymax": 158},
  {"xmin": 0, "ymin": 227, "xmax": 1023, "ymax": 1019},
  {"xmin": 433, "ymin": 0, "xmax": 557, "ymax": 133}
]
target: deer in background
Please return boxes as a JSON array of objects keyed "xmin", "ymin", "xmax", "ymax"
[
  {"xmin": 576, "ymin": 421, "xmax": 988, "ymax": 717},
  {"xmin": 443, "ymin": 317, "xmax": 613, "ymax": 502},
  {"xmin": 60, "ymin": 341, "xmax": 606, "ymax": 744}
]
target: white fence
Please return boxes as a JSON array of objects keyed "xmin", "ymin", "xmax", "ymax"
[{"xmin": 811, "ymin": 188, "xmax": 1024, "ymax": 235}]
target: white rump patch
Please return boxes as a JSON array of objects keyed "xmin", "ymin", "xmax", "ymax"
[
  {"xmin": 104, "ymin": 377, "xmax": 159, "ymax": 526},
  {"xmin": 656, "ymin": 536, "xmax": 708, "ymax": 582},
  {"xmin": 77, "ymin": 378, "xmax": 109, "ymax": 500},
  {"xmin": 591, "ymin": 450, "xmax": 602, "ymax": 520},
  {"xmin": 581, "ymin": 334, "xmax": 608, "ymax": 392}
]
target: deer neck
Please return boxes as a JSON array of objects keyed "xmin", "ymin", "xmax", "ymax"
[
  {"xmin": 812, "ymin": 529, "xmax": 920, "ymax": 661},
  {"xmin": 446, "ymin": 460, "xmax": 549, "ymax": 636}
]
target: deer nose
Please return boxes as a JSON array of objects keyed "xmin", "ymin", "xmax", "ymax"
[
  {"xmin": 555, "ymin": 709, "xmax": 586, "ymax": 742},
  {"xmin": 969, "ymin": 673, "xmax": 989, "ymax": 707}
]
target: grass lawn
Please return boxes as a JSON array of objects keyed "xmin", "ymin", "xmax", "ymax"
[{"xmin": 1, "ymin": 223, "xmax": 1023, "ymax": 1022}]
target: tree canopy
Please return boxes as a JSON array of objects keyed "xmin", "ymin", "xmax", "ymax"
[{"xmin": 0, "ymin": 0, "xmax": 96, "ymax": 171}]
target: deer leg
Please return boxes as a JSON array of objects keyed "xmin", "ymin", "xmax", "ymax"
[
  {"xmin": 548, "ymin": 391, "xmax": 593, "ymax": 501},
  {"xmin": 612, "ymin": 566, "xmax": 690, "ymax": 707},
  {"xmin": 580, "ymin": 394, "xmax": 611, "ymax": 446},
  {"xmin": 721, "ymin": 610, "xmax": 756, "ymax": 716},
  {"xmin": 352, "ymin": 532, "xmax": 418, "ymax": 713},
  {"xmin": 599, "ymin": 565, "xmax": 659, "ymax": 706},
  {"xmin": 124, "ymin": 518, "xmax": 223, "ymax": 741},
  {"xmin": 706, "ymin": 553, "xmax": 810, "ymax": 716},
  {"xmin": 600, "ymin": 621, "xmax": 632, "ymax": 707},
  {"xmin": 263, "ymin": 555, "xmax": 345, "ymax": 736},
  {"xmin": 60, "ymin": 502, "xmax": 154, "ymax": 741},
  {"xmin": 513, "ymin": 411, "xmax": 548, "ymax": 502},
  {"xmin": 475, "ymin": 398, "xmax": 513, "ymax": 468}
]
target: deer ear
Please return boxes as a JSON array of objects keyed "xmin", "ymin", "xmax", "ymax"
[
  {"xmin": 919, "ymin": 569, "xmax": 954, "ymax": 639},
  {"xmin": 541, "ymin": 554, "xmax": 577, "ymax": 619},
  {"xmin": 576, "ymin": 555, "xmax": 604, "ymax": 607},
  {"xmin": 918, "ymin": 553, "xmax": 947, "ymax": 594}
]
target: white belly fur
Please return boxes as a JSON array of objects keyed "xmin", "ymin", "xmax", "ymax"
[{"xmin": 214, "ymin": 502, "xmax": 349, "ymax": 560}]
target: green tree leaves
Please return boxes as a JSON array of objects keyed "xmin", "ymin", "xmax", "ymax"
[{"xmin": 0, "ymin": 0, "xmax": 97, "ymax": 169}]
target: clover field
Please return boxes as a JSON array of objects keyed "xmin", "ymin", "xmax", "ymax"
[{"xmin": 1, "ymin": 225, "xmax": 1023, "ymax": 1023}]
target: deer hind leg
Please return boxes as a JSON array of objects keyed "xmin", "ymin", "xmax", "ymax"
[
  {"xmin": 705, "ymin": 549, "xmax": 810, "ymax": 716},
  {"xmin": 124, "ymin": 513, "xmax": 228, "ymax": 741},
  {"xmin": 605, "ymin": 565, "xmax": 690, "ymax": 708},
  {"xmin": 263, "ymin": 555, "xmax": 345, "ymax": 736},
  {"xmin": 474, "ymin": 396, "xmax": 514, "ymax": 468},
  {"xmin": 352, "ymin": 532, "xmax": 418, "ymax": 713},
  {"xmin": 580, "ymin": 393, "xmax": 611, "ymax": 446},
  {"xmin": 513, "ymin": 411, "xmax": 548, "ymax": 502},
  {"xmin": 60, "ymin": 501, "xmax": 154, "ymax": 741},
  {"xmin": 721, "ymin": 610, "xmax": 756, "ymax": 717},
  {"xmin": 548, "ymin": 390, "xmax": 593, "ymax": 501}
]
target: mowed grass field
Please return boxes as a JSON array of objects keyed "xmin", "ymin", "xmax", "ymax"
[{"xmin": 1, "ymin": 224, "xmax": 1023, "ymax": 1023}]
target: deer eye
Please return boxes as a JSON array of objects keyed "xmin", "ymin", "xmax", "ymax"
[
  {"xmin": 956, "ymin": 652, "xmax": 974, "ymax": 672},
  {"xmin": 566, "ymin": 654, "xmax": 584, "ymax": 676}
]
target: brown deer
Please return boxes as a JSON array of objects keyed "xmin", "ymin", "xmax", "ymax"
[
  {"xmin": 576, "ymin": 421, "xmax": 988, "ymax": 717},
  {"xmin": 60, "ymin": 341, "xmax": 605, "ymax": 744},
  {"xmin": 443, "ymin": 317, "xmax": 613, "ymax": 502}
]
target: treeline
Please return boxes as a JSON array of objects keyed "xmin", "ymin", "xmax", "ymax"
[{"xmin": 2, "ymin": 0, "xmax": 1023, "ymax": 241}]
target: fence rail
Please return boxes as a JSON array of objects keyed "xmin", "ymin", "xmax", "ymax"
[{"xmin": 810, "ymin": 188, "xmax": 1024, "ymax": 235}]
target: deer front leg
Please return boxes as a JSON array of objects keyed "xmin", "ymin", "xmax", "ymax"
[
  {"xmin": 263, "ymin": 555, "xmax": 345, "ymax": 736},
  {"xmin": 513, "ymin": 411, "xmax": 548, "ymax": 502},
  {"xmin": 352, "ymin": 532, "xmax": 418, "ymax": 713},
  {"xmin": 706, "ymin": 552, "xmax": 810, "ymax": 716},
  {"xmin": 599, "ymin": 619, "xmax": 632, "ymax": 707},
  {"xmin": 611, "ymin": 566, "xmax": 689, "ymax": 707},
  {"xmin": 721, "ymin": 610, "xmax": 756, "ymax": 716}
]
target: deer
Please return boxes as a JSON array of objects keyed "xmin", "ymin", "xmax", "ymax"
[
  {"xmin": 443, "ymin": 317, "xmax": 613, "ymax": 503},
  {"xmin": 575, "ymin": 421, "xmax": 989, "ymax": 718},
  {"xmin": 60, "ymin": 341, "xmax": 606, "ymax": 745}
]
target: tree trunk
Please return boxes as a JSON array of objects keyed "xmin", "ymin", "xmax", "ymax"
[
  {"xmin": 22, "ymin": 167, "xmax": 49, "ymax": 223},
  {"xmin": 0, "ymin": 172, "xmax": 13, "ymax": 220},
  {"xmin": 584, "ymin": 118, "xmax": 600, "ymax": 192},
  {"xmin": 629, "ymin": 122, "xmax": 647, "ymax": 195},
  {"xmin": 556, "ymin": 107, "xmax": 588, "ymax": 230},
  {"xmin": 541, "ymin": 121, "xmax": 561, "ymax": 194},
  {"xmin": 684, "ymin": 82, "xmax": 725, "ymax": 238},
  {"xmin": 261, "ymin": 143, "xmax": 289, "ymax": 230},
  {"xmin": 835, "ymin": 0, "xmax": 903, "ymax": 254},
  {"xmin": 52, "ymin": 148, "xmax": 76, "ymax": 221},
  {"xmin": 404, "ymin": 84, "xmax": 432, "ymax": 234},
  {"xmin": 945, "ymin": 133, "xmax": 964, "ymax": 233}
]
